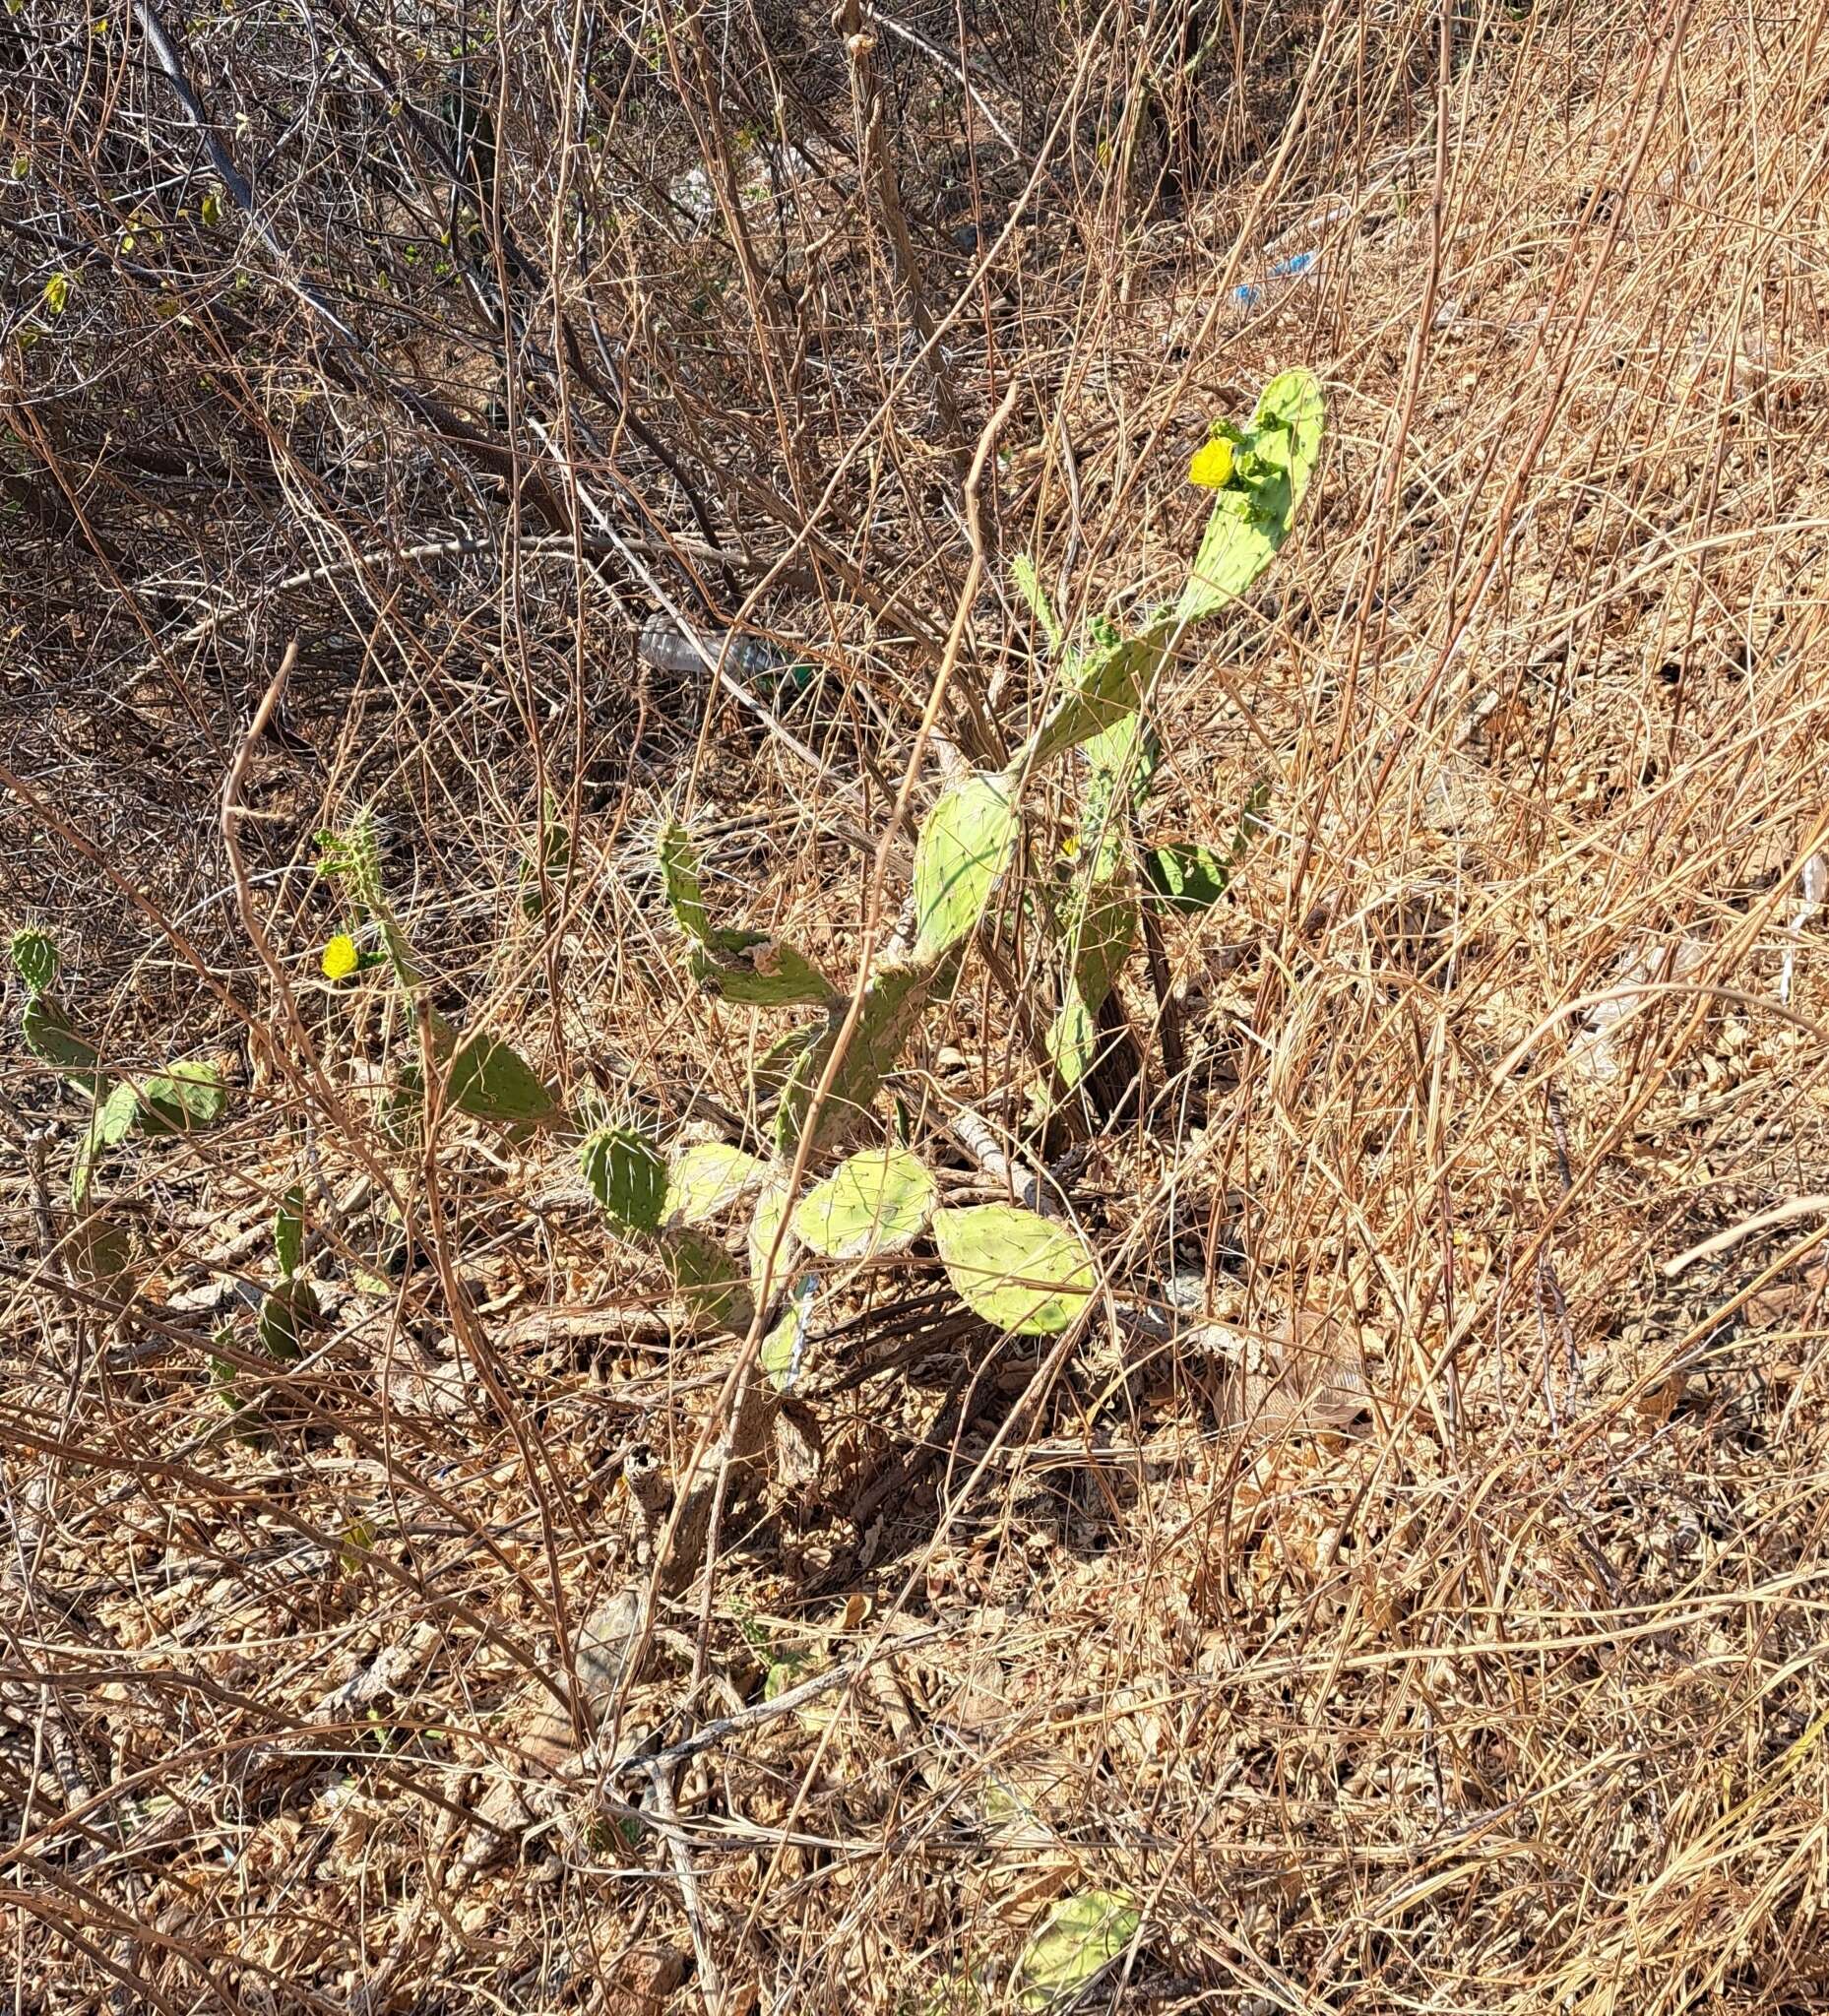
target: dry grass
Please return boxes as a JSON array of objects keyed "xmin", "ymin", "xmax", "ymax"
[{"xmin": 6, "ymin": 0, "xmax": 1829, "ymax": 2009}]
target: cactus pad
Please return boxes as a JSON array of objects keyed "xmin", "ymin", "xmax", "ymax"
[
  {"xmin": 760, "ymin": 1276, "xmax": 818, "ymax": 1393},
  {"xmin": 657, "ymin": 818, "xmax": 712, "ymax": 943},
  {"xmin": 932, "ymin": 1204, "xmax": 1097, "ymax": 1335},
  {"xmin": 1011, "ymin": 553, "xmax": 1063, "ymax": 655},
  {"xmin": 1144, "ymin": 784, "xmax": 1268, "ymax": 914},
  {"xmin": 774, "ymin": 959, "xmax": 934, "ymax": 1158},
  {"xmin": 582, "ymin": 1125, "xmax": 668, "ymax": 1234},
  {"xmin": 747, "ymin": 1176, "xmax": 798, "ymax": 1297},
  {"xmin": 689, "ymin": 930, "xmax": 834, "ymax": 1006},
  {"xmin": 913, "ymin": 772, "xmax": 1019, "ymax": 964},
  {"xmin": 1023, "ymin": 628, "xmax": 1167, "ymax": 775},
  {"xmin": 438, "ymin": 1024, "xmax": 560, "ymax": 1129},
  {"xmin": 659, "ymin": 1225, "xmax": 755, "ymax": 1337},
  {"xmin": 666, "ymin": 1143, "xmax": 767, "ymax": 1224},
  {"xmin": 792, "ymin": 1146, "xmax": 936, "ymax": 1259},
  {"xmin": 257, "ymin": 1276, "xmax": 319, "ymax": 1360},
  {"xmin": 274, "ymin": 1183, "xmax": 305, "ymax": 1279},
  {"xmin": 10, "ymin": 928, "xmax": 58, "ymax": 995},
  {"xmin": 21, "ymin": 995, "xmax": 103, "ymax": 1086},
  {"xmin": 1176, "ymin": 368, "xmax": 1324, "ymax": 625}
]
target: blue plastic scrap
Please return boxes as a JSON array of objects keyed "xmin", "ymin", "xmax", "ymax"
[{"xmin": 1232, "ymin": 246, "xmax": 1318, "ymax": 308}]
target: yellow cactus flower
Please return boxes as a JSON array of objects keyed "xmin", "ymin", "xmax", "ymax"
[
  {"xmin": 321, "ymin": 933, "xmax": 359, "ymax": 982},
  {"xmin": 1188, "ymin": 436, "xmax": 1234, "ymax": 489}
]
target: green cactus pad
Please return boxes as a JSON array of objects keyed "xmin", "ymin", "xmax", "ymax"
[
  {"xmin": 747, "ymin": 1176, "xmax": 801, "ymax": 1300},
  {"xmin": 257, "ymin": 1276, "xmax": 319, "ymax": 1360},
  {"xmin": 760, "ymin": 1276, "xmax": 818, "ymax": 1393},
  {"xmin": 21, "ymin": 994, "xmax": 104, "ymax": 1087},
  {"xmin": 72, "ymin": 1215, "xmax": 136, "ymax": 1305},
  {"xmin": 438, "ymin": 1025, "xmax": 560, "ymax": 1128},
  {"xmin": 659, "ymin": 1225, "xmax": 754, "ymax": 1336},
  {"xmin": 666, "ymin": 1143, "xmax": 767, "ymax": 1223},
  {"xmin": 1023, "ymin": 628, "xmax": 1167, "ymax": 775},
  {"xmin": 913, "ymin": 773, "xmax": 1019, "ymax": 964},
  {"xmin": 775, "ymin": 959, "xmax": 934, "ymax": 1158},
  {"xmin": 658, "ymin": 818, "xmax": 712, "ymax": 944},
  {"xmin": 1081, "ymin": 713, "xmax": 1161, "ymax": 817},
  {"xmin": 1048, "ymin": 888, "xmax": 1137, "ymax": 1089},
  {"xmin": 1144, "ymin": 784, "xmax": 1268, "ymax": 914},
  {"xmin": 932, "ymin": 1204, "xmax": 1097, "ymax": 1335},
  {"xmin": 1011, "ymin": 553, "xmax": 1063, "ymax": 655},
  {"xmin": 749, "ymin": 1024, "xmax": 818, "ymax": 1102},
  {"xmin": 9, "ymin": 927, "xmax": 58, "ymax": 995},
  {"xmin": 1176, "ymin": 368, "xmax": 1324, "ymax": 625},
  {"xmin": 582, "ymin": 1126, "xmax": 668, "ymax": 1234},
  {"xmin": 689, "ymin": 930, "xmax": 834, "ymax": 1006},
  {"xmin": 274, "ymin": 1183, "xmax": 305, "ymax": 1280},
  {"xmin": 117, "ymin": 1064, "xmax": 228, "ymax": 1137},
  {"xmin": 1015, "ymin": 1890, "xmax": 1142, "ymax": 2010},
  {"xmin": 792, "ymin": 1145, "xmax": 936, "ymax": 1259}
]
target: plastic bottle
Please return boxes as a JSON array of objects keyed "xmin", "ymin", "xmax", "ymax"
[{"xmin": 636, "ymin": 617, "xmax": 813, "ymax": 702}]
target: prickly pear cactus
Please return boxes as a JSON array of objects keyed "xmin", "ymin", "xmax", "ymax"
[
  {"xmin": 435, "ymin": 1021, "xmax": 560, "ymax": 1130},
  {"xmin": 10, "ymin": 927, "xmax": 58, "ymax": 996},
  {"xmin": 581, "ymin": 1125, "xmax": 668, "ymax": 1235},
  {"xmin": 1176, "ymin": 367, "xmax": 1324, "ymax": 624},
  {"xmin": 317, "ymin": 811, "xmax": 419, "ymax": 988},
  {"xmin": 792, "ymin": 1145, "xmax": 935, "ymax": 1259},
  {"xmin": 932, "ymin": 1204, "xmax": 1097, "ymax": 1336},
  {"xmin": 21, "ymin": 995, "xmax": 104, "ymax": 1086},
  {"xmin": 1143, "ymin": 783, "xmax": 1270, "ymax": 914},
  {"xmin": 257, "ymin": 1276, "xmax": 319, "ymax": 1360},
  {"xmin": 657, "ymin": 818, "xmax": 835, "ymax": 1005},
  {"xmin": 774, "ymin": 959, "xmax": 935, "ymax": 1158},
  {"xmin": 1021, "ymin": 626, "xmax": 1168, "ymax": 776},
  {"xmin": 912, "ymin": 773, "xmax": 1020, "ymax": 965},
  {"xmin": 659, "ymin": 1226, "xmax": 755, "ymax": 1338},
  {"xmin": 665, "ymin": 1143, "xmax": 767, "ymax": 1223},
  {"xmin": 1047, "ymin": 719, "xmax": 1150, "ymax": 1090}
]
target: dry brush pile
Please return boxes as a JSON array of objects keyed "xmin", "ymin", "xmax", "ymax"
[{"xmin": 6, "ymin": 0, "xmax": 1829, "ymax": 2010}]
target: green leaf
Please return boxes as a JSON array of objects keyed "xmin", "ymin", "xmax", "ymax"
[
  {"xmin": 9, "ymin": 927, "xmax": 58, "ymax": 995},
  {"xmin": 932, "ymin": 1205, "xmax": 1097, "ymax": 1335},
  {"xmin": 1081, "ymin": 714, "xmax": 1160, "ymax": 816},
  {"xmin": 582, "ymin": 1126, "xmax": 668, "ymax": 1234},
  {"xmin": 792, "ymin": 1146, "xmax": 935, "ymax": 1259},
  {"xmin": 658, "ymin": 818, "xmax": 711, "ymax": 943},
  {"xmin": 666, "ymin": 1143, "xmax": 766, "ymax": 1223},
  {"xmin": 1175, "ymin": 367, "xmax": 1324, "ymax": 625},
  {"xmin": 1015, "ymin": 1891, "xmax": 1141, "ymax": 2010},
  {"xmin": 1024, "ymin": 628, "xmax": 1167, "ymax": 775},
  {"xmin": 274, "ymin": 1183, "xmax": 305, "ymax": 1279},
  {"xmin": 688, "ymin": 930, "xmax": 834, "ymax": 1006},
  {"xmin": 1012, "ymin": 554, "xmax": 1063, "ymax": 655},
  {"xmin": 913, "ymin": 773, "xmax": 1019, "ymax": 964},
  {"xmin": 43, "ymin": 272, "xmax": 70, "ymax": 315},
  {"xmin": 775, "ymin": 960, "xmax": 935, "ymax": 1158},
  {"xmin": 659, "ymin": 1226, "xmax": 754, "ymax": 1336},
  {"xmin": 1144, "ymin": 784, "xmax": 1269, "ymax": 914}
]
